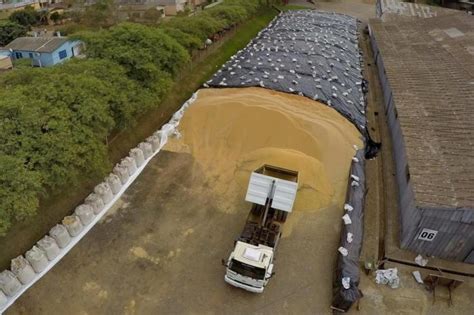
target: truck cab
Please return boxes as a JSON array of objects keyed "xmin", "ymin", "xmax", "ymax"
[
  {"xmin": 223, "ymin": 165, "xmax": 298, "ymax": 293},
  {"xmin": 225, "ymin": 241, "xmax": 274, "ymax": 293}
]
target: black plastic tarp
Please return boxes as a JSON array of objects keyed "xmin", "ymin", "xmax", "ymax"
[
  {"xmin": 331, "ymin": 149, "xmax": 366, "ymax": 312},
  {"xmin": 206, "ymin": 10, "xmax": 367, "ymax": 136}
]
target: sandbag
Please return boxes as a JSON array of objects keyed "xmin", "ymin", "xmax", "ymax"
[
  {"xmin": 157, "ymin": 123, "xmax": 176, "ymax": 147},
  {"xmin": 0, "ymin": 289, "xmax": 7, "ymax": 306},
  {"xmin": 138, "ymin": 142, "xmax": 153, "ymax": 160},
  {"xmin": 49, "ymin": 224, "xmax": 71, "ymax": 248},
  {"xmin": 0, "ymin": 270, "xmax": 21, "ymax": 297},
  {"xmin": 25, "ymin": 246, "xmax": 48, "ymax": 273},
  {"xmin": 146, "ymin": 135, "xmax": 161, "ymax": 152},
  {"xmin": 11, "ymin": 256, "xmax": 35, "ymax": 285},
  {"xmin": 113, "ymin": 164, "xmax": 130, "ymax": 185},
  {"xmin": 106, "ymin": 174, "xmax": 122, "ymax": 195},
  {"xmin": 85, "ymin": 193, "xmax": 105, "ymax": 215},
  {"xmin": 130, "ymin": 148, "xmax": 145, "ymax": 167},
  {"xmin": 170, "ymin": 109, "xmax": 184, "ymax": 125},
  {"xmin": 332, "ymin": 150, "xmax": 366, "ymax": 312},
  {"xmin": 62, "ymin": 216, "xmax": 83, "ymax": 237},
  {"xmin": 74, "ymin": 204, "xmax": 95, "ymax": 226},
  {"xmin": 37, "ymin": 236, "xmax": 60, "ymax": 261},
  {"xmin": 121, "ymin": 157, "xmax": 138, "ymax": 176},
  {"xmin": 94, "ymin": 182, "xmax": 113, "ymax": 204}
]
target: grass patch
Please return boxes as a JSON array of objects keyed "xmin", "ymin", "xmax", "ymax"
[{"xmin": 0, "ymin": 8, "xmax": 278, "ymax": 270}]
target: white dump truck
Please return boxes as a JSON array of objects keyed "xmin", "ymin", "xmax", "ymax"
[{"xmin": 223, "ymin": 165, "xmax": 299, "ymax": 293}]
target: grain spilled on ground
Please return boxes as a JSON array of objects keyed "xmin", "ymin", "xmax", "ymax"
[{"xmin": 166, "ymin": 87, "xmax": 363, "ymax": 216}]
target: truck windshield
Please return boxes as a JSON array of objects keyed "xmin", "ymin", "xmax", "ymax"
[{"xmin": 229, "ymin": 259, "xmax": 266, "ymax": 280}]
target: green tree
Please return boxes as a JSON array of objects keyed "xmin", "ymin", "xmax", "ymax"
[
  {"xmin": 9, "ymin": 5, "xmax": 40, "ymax": 28},
  {"xmin": 50, "ymin": 11, "xmax": 62, "ymax": 25},
  {"xmin": 78, "ymin": 23, "xmax": 190, "ymax": 84},
  {"xmin": 0, "ymin": 154, "xmax": 42, "ymax": 235},
  {"xmin": 166, "ymin": 15, "xmax": 224, "ymax": 41},
  {"xmin": 0, "ymin": 0, "xmax": 268, "ymax": 235},
  {"xmin": 0, "ymin": 21, "xmax": 27, "ymax": 46},
  {"xmin": 57, "ymin": 59, "xmax": 158, "ymax": 129},
  {"xmin": 142, "ymin": 8, "xmax": 163, "ymax": 24},
  {"xmin": 0, "ymin": 71, "xmax": 115, "ymax": 189},
  {"xmin": 160, "ymin": 27, "xmax": 202, "ymax": 52},
  {"xmin": 205, "ymin": 5, "xmax": 249, "ymax": 28},
  {"xmin": 37, "ymin": 9, "xmax": 49, "ymax": 25}
]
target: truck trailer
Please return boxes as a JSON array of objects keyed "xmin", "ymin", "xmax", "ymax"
[{"xmin": 223, "ymin": 165, "xmax": 299, "ymax": 293}]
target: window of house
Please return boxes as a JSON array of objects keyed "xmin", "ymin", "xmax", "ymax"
[
  {"xmin": 15, "ymin": 52, "xmax": 22, "ymax": 59},
  {"xmin": 58, "ymin": 50, "xmax": 67, "ymax": 60},
  {"xmin": 29, "ymin": 53, "xmax": 33, "ymax": 58}
]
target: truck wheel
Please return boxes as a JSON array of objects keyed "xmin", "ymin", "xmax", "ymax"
[{"xmin": 277, "ymin": 211, "xmax": 288, "ymax": 223}]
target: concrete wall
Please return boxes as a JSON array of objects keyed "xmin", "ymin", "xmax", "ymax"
[{"xmin": 368, "ymin": 24, "xmax": 474, "ymax": 263}]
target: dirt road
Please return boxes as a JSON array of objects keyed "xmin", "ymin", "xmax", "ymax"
[{"xmin": 8, "ymin": 151, "xmax": 344, "ymax": 314}]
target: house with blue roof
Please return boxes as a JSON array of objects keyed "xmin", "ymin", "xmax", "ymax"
[{"xmin": 2, "ymin": 36, "xmax": 84, "ymax": 67}]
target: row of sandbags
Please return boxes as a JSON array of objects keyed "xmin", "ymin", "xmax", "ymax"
[
  {"xmin": 331, "ymin": 149, "xmax": 366, "ymax": 312},
  {"xmin": 0, "ymin": 92, "xmax": 197, "ymax": 309}
]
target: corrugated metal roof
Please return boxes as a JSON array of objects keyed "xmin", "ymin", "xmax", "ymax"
[
  {"xmin": 206, "ymin": 11, "xmax": 367, "ymax": 136},
  {"xmin": 5, "ymin": 37, "xmax": 69, "ymax": 53},
  {"xmin": 378, "ymin": 0, "xmax": 460, "ymax": 21},
  {"xmin": 370, "ymin": 13, "xmax": 474, "ymax": 209}
]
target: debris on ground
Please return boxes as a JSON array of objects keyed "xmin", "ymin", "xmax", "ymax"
[
  {"xmin": 375, "ymin": 268, "xmax": 400, "ymax": 289},
  {"xmin": 415, "ymin": 254, "xmax": 428, "ymax": 267},
  {"xmin": 412, "ymin": 271, "xmax": 424, "ymax": 284}
]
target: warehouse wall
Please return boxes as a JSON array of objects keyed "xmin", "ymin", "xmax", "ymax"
[
  {"xmin": 406, "ymin": 209, "xmax": 474, "ymax": 262},
  {"xmin": 368, "ymin": 25, "xmax": 420, "ymax": 248},
  {"xmin": 368, "ymin": 24, "xmax": 474, "ymax": 263}
]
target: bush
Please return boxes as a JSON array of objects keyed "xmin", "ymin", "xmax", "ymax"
[
  {"xmin": 160, "ymin": 27, "xmax": 202, "ymax": 52},
  {"xmin": 9, "ymin": 5, "xmax": 41, "ymax": 28},
  {"xmin": 0, "ymin": 70, "xmax": 116, "ymax": 233},
  {"xmin": 205, "ymin": 5, "xmax": 250, "ymax": 27},
  {"xmin": 78, "ymin": 23, "xmax": 189, "ymax": 83},
  {"xmin": 0, "ymin": 154, "xmax": 42, "ymax": 235},
  {"xmin": 0, "ymin": 70, "xmax": 114, "ymax": 187},
  {"xmin": 0, "ymin": 0, "xmax": 267, "ymax": 235},
  {"xmin": 0, "ymin": 21, "xmax": 27, "ymax": 46},
  {"xmin": 166, "ymin": 15, "xmax": 225, "ymax": 41}
]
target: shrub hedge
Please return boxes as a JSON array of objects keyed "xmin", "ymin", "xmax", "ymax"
[{"xmin": 0, "ymin": 0, "xmax": 266, "ymax": 235}]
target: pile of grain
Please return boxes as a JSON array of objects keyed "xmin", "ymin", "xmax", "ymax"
[{"xmin": 165, "ymin": 87, "xmax": 363, "ymax": 213}]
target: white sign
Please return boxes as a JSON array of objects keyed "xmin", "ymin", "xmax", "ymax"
[{"xmin": 418, "ymin": 228, "xmax": 438, "ymax": 242}]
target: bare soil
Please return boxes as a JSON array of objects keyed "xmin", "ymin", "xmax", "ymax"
[
  {"xmin": 4, "ymin": 2, "xmax": 474, "ymax": 315},
  {"xmin": 0, "ymin": 10, "xmax": 278, "ymax": 271},
  {"xmin": 7, "ymin": 151, "xmax": 346, "ymax": 315}
]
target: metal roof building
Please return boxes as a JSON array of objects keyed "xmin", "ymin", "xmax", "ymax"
[
  {"xmin": 370, "ymin": 2, "xmax": 474, "ymax": 262},
  {"xmin": 5, "ymin": 37, "xmax": 69, "ymax": 53},
  {"xmin": 3, "ymin": 37, "xmax": 83, "ymax": 67}
]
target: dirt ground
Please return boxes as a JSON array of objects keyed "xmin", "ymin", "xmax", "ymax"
[
  {"xmin": 8, "ymin": 151, "xmax": 346, "ymax": 315},
  {"xmin": 4, "ymin": 1, "xmax": 474, "ymax": 315},
  {"xmin": 349, "ymin": 262, "xmax": 474, "ymax": 315}
]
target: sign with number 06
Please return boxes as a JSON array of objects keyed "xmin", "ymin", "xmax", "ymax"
[{"xmin": 418, "ymin": 228, "xmax": 438, "ymax": 241}]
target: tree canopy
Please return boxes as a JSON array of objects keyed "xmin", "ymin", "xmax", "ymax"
[
  {"xmin": 0, "ymin": 21, "xmax": 27, "ymax": 46},
  {"xmin": 78, "ymin": 23, "xmax": 189, "ymax": 85},
  {"xmin": 9, "ymin": 5, "xmax": 42, "ymax": 28},
  {"xmin": 0, "ymin": 0, "xmax": 266, "ymax": 235}
]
